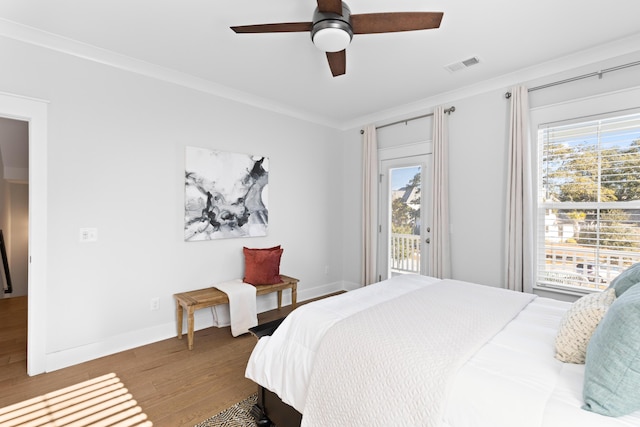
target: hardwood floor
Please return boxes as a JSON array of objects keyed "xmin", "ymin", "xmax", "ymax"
[{"xmin": 0, "ymin": 295, "xmax": 306, "ymax": 426}]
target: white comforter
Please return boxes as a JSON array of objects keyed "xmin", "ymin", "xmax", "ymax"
[
  {"xmin": 301, "ymin": 279, "xmax": 534, "ymax": 427},
  {"xmin": 245, "ymin": 274, "xmax": 640, "ymax": 427},
  {"xmin": 246, "ymin": 274, "xmax": 442, "ymax": 412},
  {"xmin": 443, "ymin": 296, "xmax": 640, "ymax": 427}
]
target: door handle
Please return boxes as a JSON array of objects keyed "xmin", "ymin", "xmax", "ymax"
[{"xmin": 426, "ymin": 238, "xmax": 430, "ymax": 244}]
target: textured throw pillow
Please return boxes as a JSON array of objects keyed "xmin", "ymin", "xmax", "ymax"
[
  {"xmin": 243, "ymin": 246, "xmax": 283, "ymax": 286},
  {"xmin": 554, "ymin": 288, "xmax": 616, "ymax": 364},
  {"xmin": 607, "ymin": 262, "xmax": 640, "ymax": 297},
  {"xmin": 583, "ymin": 284, "xmax": 640, "ymax": 416}
]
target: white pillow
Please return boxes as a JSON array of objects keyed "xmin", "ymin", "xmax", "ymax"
[{"xmin": 554, "ymin": 288, "xmax": 616, "ymax": 364}]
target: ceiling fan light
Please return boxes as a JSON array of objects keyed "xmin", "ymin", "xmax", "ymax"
[{"xmin": 313, "ymin": 27, "xmax": 351, "ymax": 52}]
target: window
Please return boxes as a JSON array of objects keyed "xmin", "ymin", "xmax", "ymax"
[{"xmin": 537, "ymin": 111, "xmax": 640, "ymax": 292}]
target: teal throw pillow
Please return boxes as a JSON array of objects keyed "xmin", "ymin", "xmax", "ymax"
[
  {"xmin": 608, "ymin": 262, "xmax": 640, "ymax": 297},
  {"xmin": 583, "ymin": 284, "xmax": 640, "ymax": 416}
]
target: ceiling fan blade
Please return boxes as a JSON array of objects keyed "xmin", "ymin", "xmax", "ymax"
[
  {"xmin": 231, "ymin": 22, "xmax": 312, "ymax": 33},
  {"xmin": 351, "ymin": 12, "xmax": 443, "ymax": 34},
  {"xmin": 317, "ymin": 0, "xmax": 342, "ymax": 15},
  {"xmin": 326, "ymin": 50, "xmax": 346, "ymax": 77}
]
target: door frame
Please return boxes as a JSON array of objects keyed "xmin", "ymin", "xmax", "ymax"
[
  {"xmin": 0, "ymin": 92, "xmax": 48, "ymax": 375},
  {"xmin": 378, "ymin": 142, "xmax": 432, "ymax": 280}
]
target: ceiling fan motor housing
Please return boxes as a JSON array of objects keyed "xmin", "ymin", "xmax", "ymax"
[{"xmin": 311, "ymin": 3, "xmax": 353, "ymax": 52}]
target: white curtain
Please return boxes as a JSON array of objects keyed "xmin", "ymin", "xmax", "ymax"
[
  {"xmin": 362, "ymin": 125, "xmax": 378, "ymax": 285},
  {"xmin": 505, "ymin": 86, "xmax": 534, "ymax": 293},
  {"xmin": 429, "ymin": 107, "xmax": 451, "ymax": 279}
]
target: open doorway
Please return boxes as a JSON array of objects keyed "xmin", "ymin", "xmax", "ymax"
[
  {"xmin": 0, "ymin": 117, "xmax": 30, "ymax": 378},
  {"xmin": 0, "ymin": 117, "xmax": 29, "ymax": 298},
  {"xmin": 0, "ymin": 92, "xmax": 48, "ymax": 376}
]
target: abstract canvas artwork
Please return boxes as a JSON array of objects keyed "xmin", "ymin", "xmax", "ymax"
[{"xmin": 184, "ymin": 147, "xmax": 269, "ymax": 241}]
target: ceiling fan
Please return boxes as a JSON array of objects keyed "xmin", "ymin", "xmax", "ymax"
[{"xmin": 231, "ymin": 0, "xmax": 443, "ymax": 77}]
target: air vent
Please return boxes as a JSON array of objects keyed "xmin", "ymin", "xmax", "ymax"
[{"xmin": 445, "ymin": 56, "xmax": 480, "ymax": 73}]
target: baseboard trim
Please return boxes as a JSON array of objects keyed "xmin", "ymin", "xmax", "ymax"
[
  {"xmin": 44, "ymin": 279, "xmax": 352, "ymax": 372},
  {"xmin": 45, "ymin": 321, "xmax": 176, "ymax": 372}
]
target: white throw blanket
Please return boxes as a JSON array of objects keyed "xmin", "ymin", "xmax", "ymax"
[
  {"xmin": 245, "ymin": 274, "xmax": 442, "ymax": 413},
  {"xmin": 211, "ymin": 279, "xmax": 257, "ymax": 337},
  {"xmin": 301, "ymin": 279, "xmax": 536, "ymax": 427}
]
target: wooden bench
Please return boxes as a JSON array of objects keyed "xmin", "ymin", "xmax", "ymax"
[{"xmin": 174, "ymin": 275, "xmax": 298, "ymax": 350}]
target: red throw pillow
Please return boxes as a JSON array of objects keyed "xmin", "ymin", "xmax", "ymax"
[{"xmin": 243, "ymin": 246, "xmax": 283, "ymax": 286}]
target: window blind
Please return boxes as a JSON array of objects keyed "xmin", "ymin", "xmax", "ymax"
[{"xmin": 537, "ymin": 111, "xmax": 640, "ymax": 291}]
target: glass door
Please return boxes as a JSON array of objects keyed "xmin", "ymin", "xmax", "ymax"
[{"xmin": 379, "ymin": 156, "xmax": 430, "ymax": 280}]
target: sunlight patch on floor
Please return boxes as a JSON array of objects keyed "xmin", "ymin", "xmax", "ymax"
[{"xmin": 0, "ymin": 373, "xmax": 152, "ymax": 426}]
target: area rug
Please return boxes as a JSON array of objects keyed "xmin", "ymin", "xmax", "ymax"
[{"xmin": 194, "ymin": 393, "xmax": 258, "ymax": 427}]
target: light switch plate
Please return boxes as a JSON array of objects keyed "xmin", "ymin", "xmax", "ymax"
[{"xmin": 79, "ymin": 228, "xmax": 98, "ymax": 242}]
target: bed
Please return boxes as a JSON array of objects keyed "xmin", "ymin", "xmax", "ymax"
[{"xmin": 245, "ymin": 274, "xmax": 640, "ymax": 426}]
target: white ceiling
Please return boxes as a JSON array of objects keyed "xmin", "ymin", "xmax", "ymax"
[{"xmin": 1, "ymin": 0, "xmax": 640, "ymax": 130}]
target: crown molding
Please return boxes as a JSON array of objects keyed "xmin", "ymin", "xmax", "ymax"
[
  {"xmin": 2, "ymin": 17, "xmax": 639, "ymax": 132},
  {"xmin": 340, "ymin": 32, "xmax": 640, "ymax": 131},
  {"xmin": 0, "ymin": 18, "xmax": 340, "ymax": 129}
]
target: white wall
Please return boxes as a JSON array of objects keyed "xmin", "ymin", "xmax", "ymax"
[
  {"xmin": 0, "ymin": 36, "xmax": 345, "ymax": 370},
  {"xmin": 448, "ymin": 89, "xmax": 510, "ymax": 286},
  {"xmin": 341, "ymin": 49, "xmax": 640, "ymax": 292},
  {"xmin": 340, "ymin": 128, "xmax": 362, "ymax": 287}
]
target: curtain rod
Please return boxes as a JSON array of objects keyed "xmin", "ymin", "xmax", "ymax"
[
  {"xmin": 360, "ymin": 106, "xmax": 455, "ymax": 134},
  {"xmin": 504, "ymin": 60, "xmax": 640, "ymax": 99}
]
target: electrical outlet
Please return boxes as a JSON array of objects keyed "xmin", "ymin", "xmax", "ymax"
[{"xmin": 150, "ymin": 297, "xmax": 160, "ymax": 311}]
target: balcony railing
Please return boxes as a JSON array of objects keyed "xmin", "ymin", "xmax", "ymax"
[
  {"xmin": 540, "ymin": 244, "xmax": 640, "ymax": 291},
  {"xmin": 390, "ymin": 235, "xmax": 639, "ymax": 290},
  {"xmin": 390, "ymin": 233, "xmax": 421, "ymax": 274}
]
